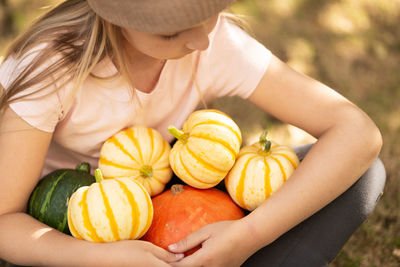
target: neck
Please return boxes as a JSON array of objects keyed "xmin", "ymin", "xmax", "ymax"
[
  {"xmin": 122, "ymin": 40, "xmax": 164, "ymax": 67},
  {"xmin": 121, "ymin": 41, "xmax": 166, "ymax": 93}
]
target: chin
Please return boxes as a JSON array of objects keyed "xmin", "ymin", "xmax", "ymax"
[{"xmin": 169, "ymin": 50, "xmax": 196, "ymax": 60}]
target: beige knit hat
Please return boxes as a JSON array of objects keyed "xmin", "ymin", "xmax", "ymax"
[{"xmin": 87, "ymin": 0, "xmax": 236, "ymax": 34}]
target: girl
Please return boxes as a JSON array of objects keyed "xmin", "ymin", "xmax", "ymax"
[{"xmin": 0, "ymin": 0, "xmax": 385, "ymax": 266}]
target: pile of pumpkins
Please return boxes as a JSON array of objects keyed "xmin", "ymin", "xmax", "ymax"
[{"xmin": 28, "ymin": 109, "xmax": 300, "ymax": 248}]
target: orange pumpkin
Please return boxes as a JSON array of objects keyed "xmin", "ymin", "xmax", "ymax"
[{"xmin": 141, "ymin": 184, "xmax": 244, "ymax": 255}]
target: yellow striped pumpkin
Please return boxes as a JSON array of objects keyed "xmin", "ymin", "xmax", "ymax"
[
  {"xmin": 225, "ymin": 131, "xmax": 300, "ymax": 211},
  {"xmin": 168, "ymin": 109, "xmax": 242, "ymax": 189},
  {"xmin": 67, "ymin": 169, "xmax": 153, "ymax": 242},
  {"xmin": 98, "ymin": 126, "xmax": 172, "ymax": 197}
]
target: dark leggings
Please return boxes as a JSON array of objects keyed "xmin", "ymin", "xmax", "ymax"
[{"xmin": 242, "ymin": 144, "xmax": 386, "ymax": 267}]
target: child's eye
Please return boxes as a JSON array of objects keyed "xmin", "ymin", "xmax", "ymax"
[{"xmin": 161, "ymin": 33, "xmax": 179, "ymax": 40}]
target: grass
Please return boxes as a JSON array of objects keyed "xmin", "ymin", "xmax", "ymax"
[
  {"xmin": 1, "ymin": 0, "xmax": 399, "ymax": 266},
  {"xmin": 230, "ymin": 0, "xmax": 400, "ymax": 266}
]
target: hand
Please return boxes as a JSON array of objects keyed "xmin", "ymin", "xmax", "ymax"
[
  {"xmin": 168, "ymin": 220, "xmax": 256, "ymax": 267},
  {"xmin": 89, "ymin": 239, "xmax": 184, "ymax": 267}
]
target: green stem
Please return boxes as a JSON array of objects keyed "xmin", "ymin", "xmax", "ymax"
[
  {"xmin": 140, "ymin": 165, "xmax": 153, "ymax": 178},
  {"xmin": 259, "ymin": 129, "xmax": 271, "ymax": 153},
  {"xmin": 167, "ymin": 126, "xmax": 188, "ymax": 143},
  {"xmin": 94, "ymin": 168, "xmax": 104, "ymax": 183}
]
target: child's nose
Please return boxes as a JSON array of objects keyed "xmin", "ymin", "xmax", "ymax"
[{"xmin": 185, "ymin": 26, "xmax": 210, "ymax": 51}]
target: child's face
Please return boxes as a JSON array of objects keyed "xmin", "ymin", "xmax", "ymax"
[{"xmin": 121, "ymin": 15, "xmax": 219, "ymax": 60}]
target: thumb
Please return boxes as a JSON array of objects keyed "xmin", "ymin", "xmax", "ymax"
[{"xmin": 168, "ymin": 230, "xmax": 210, "ymax": 254}]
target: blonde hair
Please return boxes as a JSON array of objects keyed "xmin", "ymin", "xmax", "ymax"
[{"xmin": 0, "ymin": 0, "xmax": 132, "ymax": 113}]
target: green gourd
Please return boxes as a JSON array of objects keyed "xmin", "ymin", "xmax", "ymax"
[{"xmin": 28, "ymin": 162, "xmax": 96, "ymax": 234}]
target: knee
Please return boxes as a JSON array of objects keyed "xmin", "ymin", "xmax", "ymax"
[{"xmin": 355, "ymin": 158, "xmax": 386, "ymax": 220}]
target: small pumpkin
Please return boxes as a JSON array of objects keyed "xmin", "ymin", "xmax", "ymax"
[
  {"xmin": 98, "ymin": 126, "xmax": 172, "ymax": 196},
  {"xmin": 67, "ymin": 169, "xmax": 153, "ymax": 242},
  {"xmin": 225, "ymin": 130, "xmax": 300, "ymax": 211},
  {"xmin": 168, "ymin": 109, "xmax": 242, "ymax": 189},
  {"xmin": 28, "ymin": 162, "xmax": 96, "ymax": 234},
  {"xmin": 142, "ymin": 184, "xmax": 244, "ymax": 255}
]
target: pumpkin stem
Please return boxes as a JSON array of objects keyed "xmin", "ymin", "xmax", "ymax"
[
  {"xmin": 76, "ymin": 162, "xmax": 90, "ymax": 173},
  {"xmin": 171, "ymin": 184, "xmax": 184, "ymax": 194},
  {"xmin": 140, "ymin": 165, "xmax": 153, "ymax": 178},
  {"xmin": 259, "ymin": 130, "xmax": 271, "ymax": 153},
  {"xmin": 94, "ymin": 168, "xmax": 104, "ymax": 183},
  {"xmin": 168, "ymin": 126, "xmax": 188, "ymax": 144}
]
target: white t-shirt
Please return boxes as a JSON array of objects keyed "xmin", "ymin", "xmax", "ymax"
[{"xmin": 0, "ymin": 16, "xmax": 271, "ymax": 175}]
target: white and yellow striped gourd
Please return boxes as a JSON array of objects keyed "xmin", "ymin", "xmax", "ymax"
[
  {"xmin": 98, "ymin": 126, "xmax": 172, "ymax": 197},
  {"xmin": 168, "ymin": 109, "xmax": 242, "ymax": 189},
  {"xmin": 225, "ymin": 131, "xmax": 300, "ymax": 211},
  {"xmin": 67, "ymin": 169, "xmax": 153, "ymax": 242}
]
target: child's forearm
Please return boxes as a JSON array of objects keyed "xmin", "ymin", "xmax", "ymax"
[
  {"xmin": 0, "ymin": 212, "xmax": 93, "ymax": 266},
  {"xmin": 240, "ymin": 118, "xmax": 382, "ymax": 251}
]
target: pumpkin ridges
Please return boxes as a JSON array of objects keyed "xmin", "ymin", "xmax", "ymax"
[
  {"xmin": 189, "ymin": 133, "xmax": 237, "ymax": 160},
  {"xmin": 99, "ymin": 126, "xmax": 172, "ymax": 197},
  {"xmin": 153, "ymin": 166, "xmax": 172, "ymax": 173},
  {"xmin": 270, "ymin": 156, "xmax": 287, "ymax": 181},
  {"xmin": 137, "ymin": 180, "xmax": 154, "ymax": 238},
  {"xmin": 148, "ymin": 128, "xmax": 155, "ymax": 164},
  {"xmin": 109, "ymin": 136, "xmax": 140, "ymax": 165},
  {"xmin": 99, "ymin": 157, "xmax": 138, "ymax": 171},
  {"xmin": 148, "ymin": 173, "xmax": 166, "ymax": 186},
  {"xmin": 80, "ymin": 188, "xmax": 103, "ymax": 242},
  {"xmin": 226, "ymin": 131, "xmax": 300, "ymax": 211},
  {"xmin": 67, "ymin": 189, "xmax": 84, "ymax": 240},
  {"xmin": 235, "ymin": 155, "xmax": 257, "ymax": 209},
  {"xmin": 169, "ymin": 109, "xmax": 242, "ymax": 188},
  {"xmin": 187, "ymin": 109, "xmax": 241, "ymax": 140},
  {"xmin": 68, "ymin": 174, "xmax": 153, "ymax": 242},
  {"xmin": 273, "ymin": 152, "xmax": 298, "ymax": 168},
  {"xmin": 67, "ymin": 210, "xmax": 82, "ymax": 239},
  {"xmin": 190, "ymin": 120, "xmax": 241, "ymax": 145},
  {"xmin": 115, "ymin": 179, "xmax": 140, "ymax": 239},
  {"xmin": 185, "ymin": 145, "xmax": 226, "ymax": 173},
  {"xmin": 238, "ymin": 144, "xmax": 259, "ymax": 157},
  {"xmin": 263, "ymin": 157, "xmax": 272, "ymax": 200},
  {"xmin": 151, "ymin": 139, "xmax": 167, "ymax": 166},
  {"xmin": 177, "ymin": 149, "xmax": 198, "ymax": 183},
  {"xmin": 146, "ymin": 179, "xmax": 153, "ymax": 196},
  {"xmin": 126, "ymin": 128, "xmax": 144, "ymax": 163},
  {"xmin": 98, "ymin": 183, "xmax": 120, "ymax": 241},
  {"xmin": 178, "ymin": 148, "xmax": 217, "ymax": 187}
]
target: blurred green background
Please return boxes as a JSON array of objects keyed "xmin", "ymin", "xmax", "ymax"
[{"xmin": 1, "ymin": 0, "xmax": 399, "ymax": 266}]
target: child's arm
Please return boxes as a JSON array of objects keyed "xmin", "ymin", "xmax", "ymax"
[
  {"xmin": 242, "ymin": 55, "xmax": 382, "ymax": 248},
  {"xmin": 168, "ymin": 55, "xmax": 382, "ymax": 266},
  {"xmin": 0, "ymin": 107, "xmax": 182, "ymax": 266}
]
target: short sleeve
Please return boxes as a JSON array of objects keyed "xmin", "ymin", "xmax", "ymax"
[
  {"xmin": 197, "ymin": 16, "xmax": 272, "ymax": 100},
  {"xmin": 0, "ymin": 46, "xmax": 72, "ymax": 132}
]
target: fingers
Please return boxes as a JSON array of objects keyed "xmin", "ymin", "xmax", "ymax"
[
  {"xmin": 168, "ymin": 229, "xmax": 210, "ymax": 254},
  {"xmin": 142, "ymin": 241, "xmax": 184, "ymax": 263}
]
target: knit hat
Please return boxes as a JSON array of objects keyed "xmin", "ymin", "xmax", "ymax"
[{"xmin": 87, "ymin": 0, "xmax": 236, "ymax": 34}]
